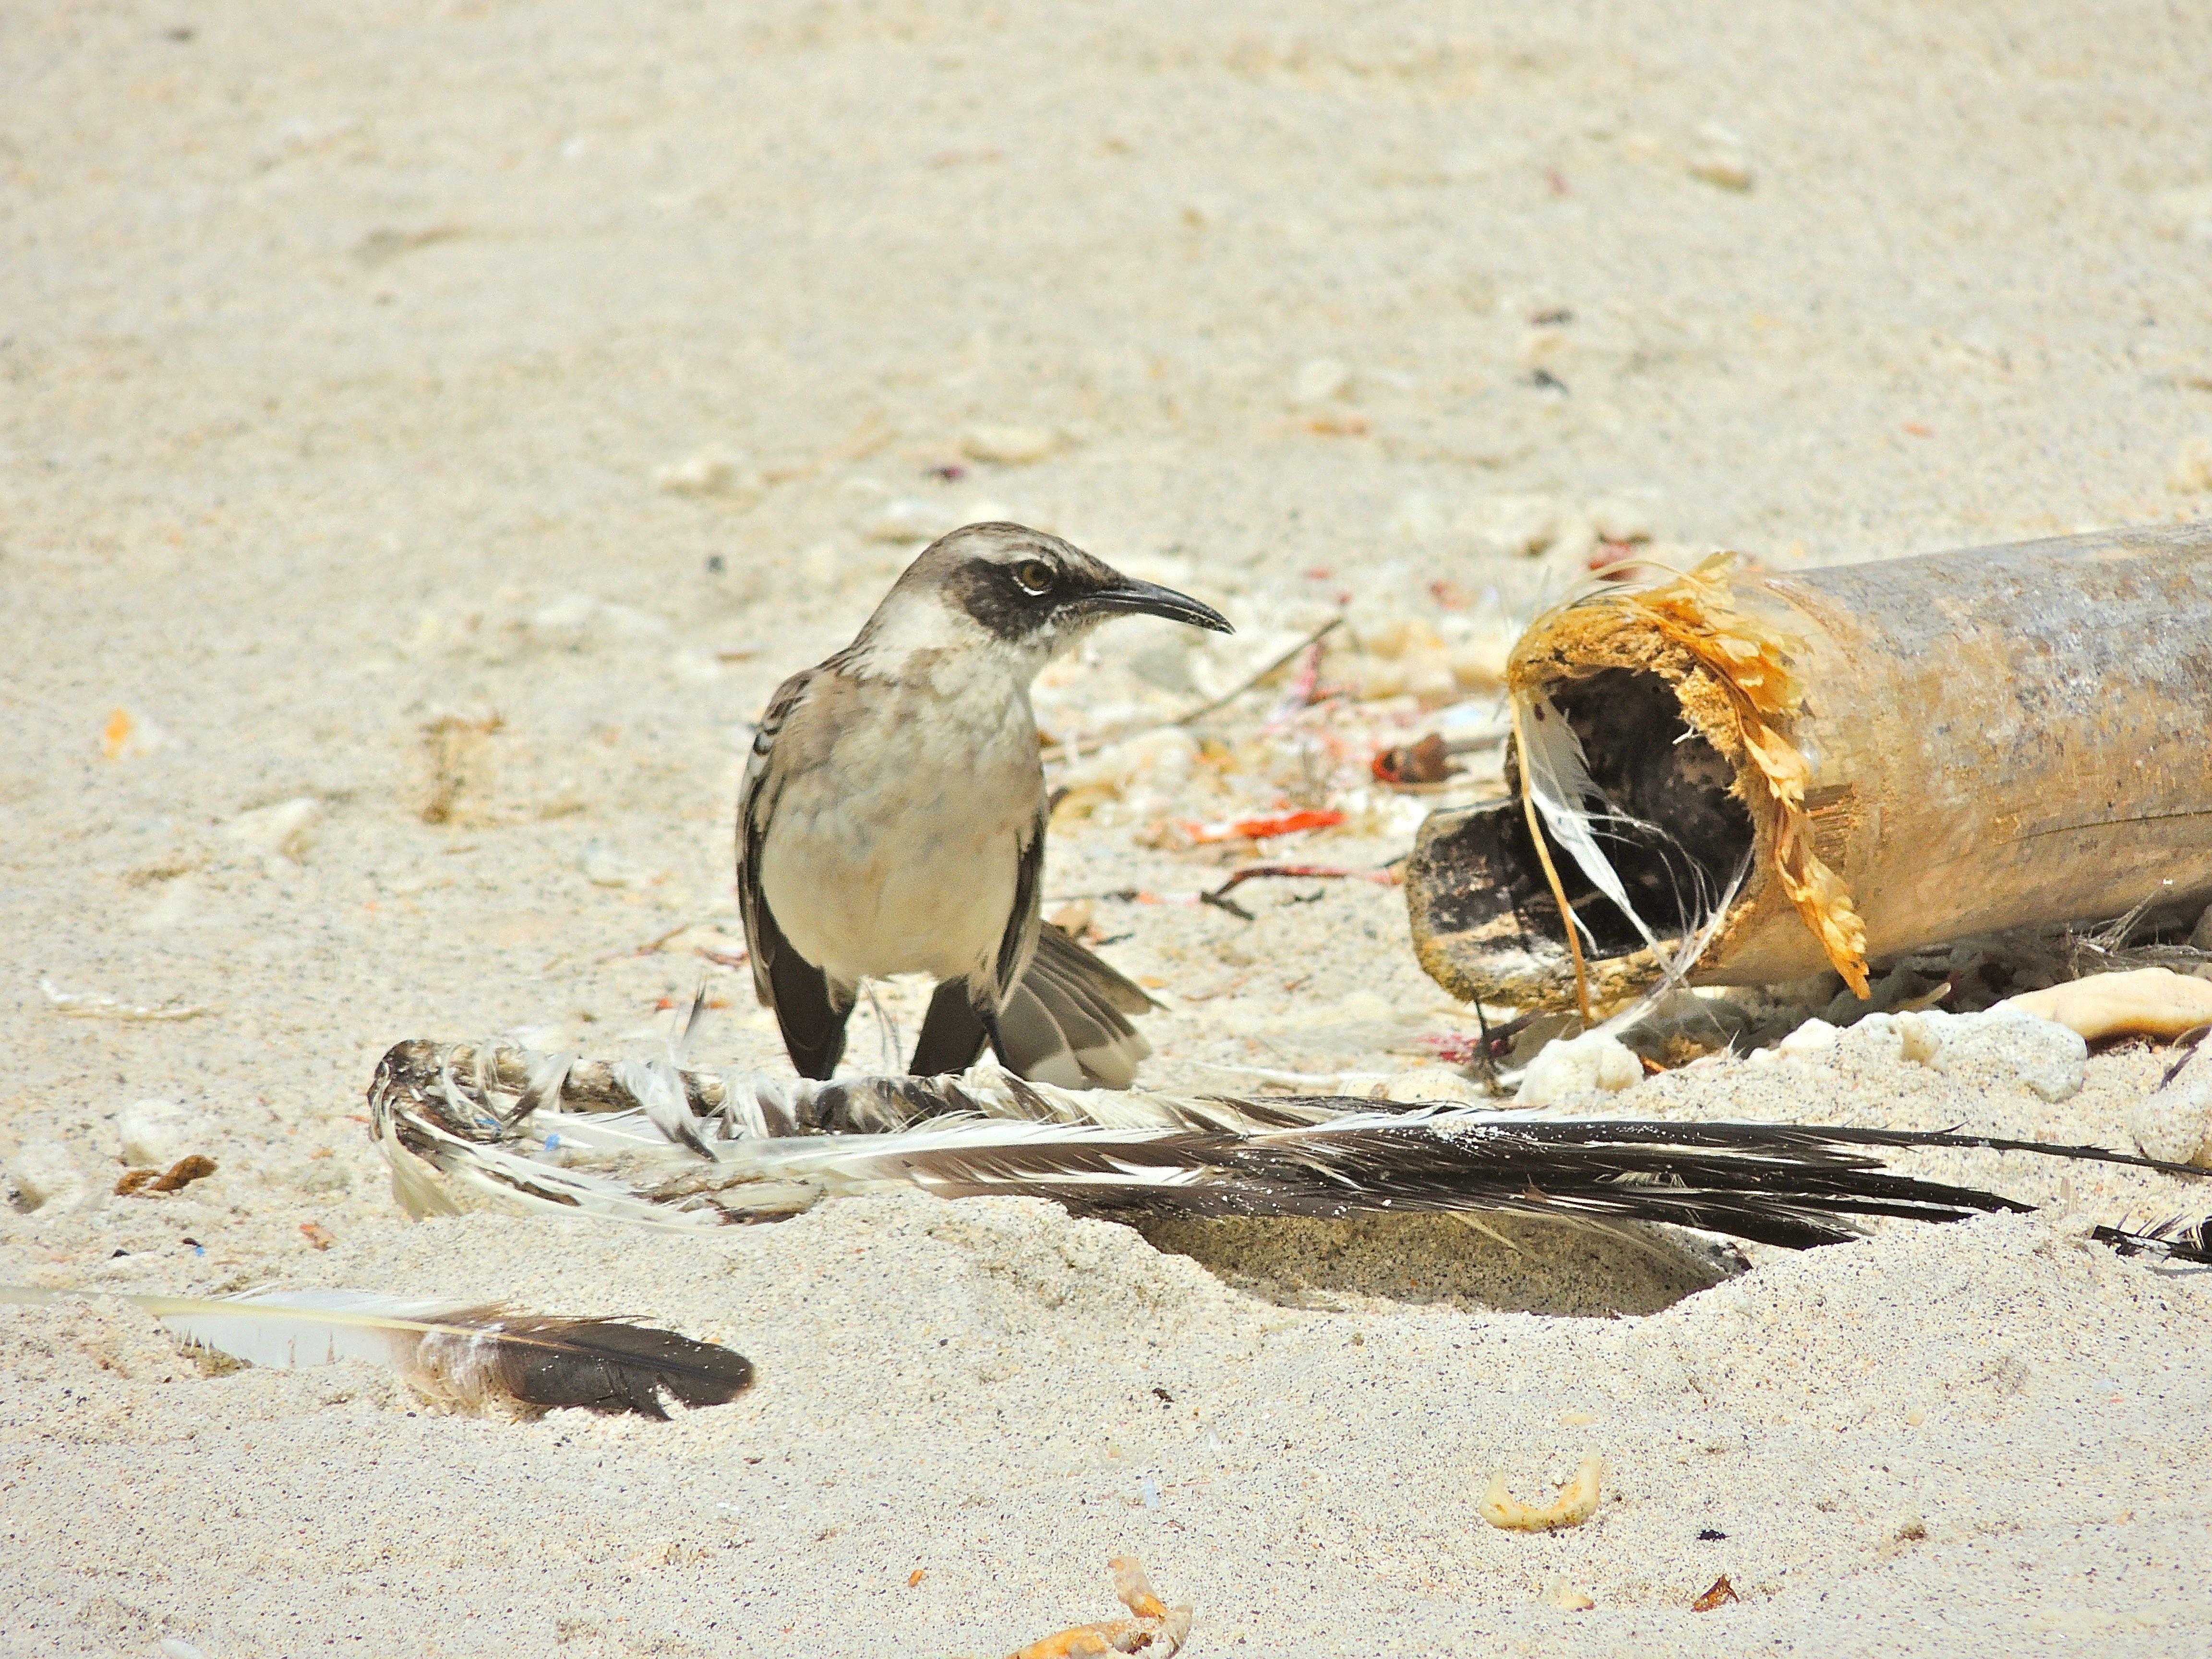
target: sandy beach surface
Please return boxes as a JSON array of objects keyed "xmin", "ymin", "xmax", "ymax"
[{"xmin": 6, "ymin": 2, "xmax": 2212, "ymax": 1654}]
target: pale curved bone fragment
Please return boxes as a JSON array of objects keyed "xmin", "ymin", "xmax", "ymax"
[
  {"xmin": 2001, "ymin": 968, "xmax": 2212, "ymax": 1042},
  {"xmin": 1480, "ymin": 1452, "xmax": 1604, "ymax": 1531}
]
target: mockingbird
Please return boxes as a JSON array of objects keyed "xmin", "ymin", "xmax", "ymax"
[{"xmin": 737, "ymin": 522, "xmax": 1232, "ymax": 1088}]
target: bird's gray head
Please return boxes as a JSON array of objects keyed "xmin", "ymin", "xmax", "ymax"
[{"xmin": 858, "ymin": 522, "xmax": 1232, "ymax": 667}]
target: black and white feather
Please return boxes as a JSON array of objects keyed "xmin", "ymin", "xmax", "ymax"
[
  {"xmin": 0, "ymin": 1285, "xmax": 754, "ymax": 1418},
  {"xmin": 368, "ymin": 1039, "xmax": 2202, "ymax": 1253},
  {"xmin": 2090, "ymin": 1217, "xmax": 2212, "ymax": 1266}
]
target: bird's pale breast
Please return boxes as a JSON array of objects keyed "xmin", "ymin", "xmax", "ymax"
[{"xmin": 757, "ymin": 664, "xmax": 1041, "ymax": 988}]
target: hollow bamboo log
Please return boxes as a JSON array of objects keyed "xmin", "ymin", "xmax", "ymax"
[{"xmin": 1407, "ymin": 521, "xmax": 2212, "ymax": 1012}]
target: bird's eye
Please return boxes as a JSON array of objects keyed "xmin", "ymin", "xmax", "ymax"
[{"xmin": 1011, "ymin": 560, "xmax": 1055, "ymax": 596}]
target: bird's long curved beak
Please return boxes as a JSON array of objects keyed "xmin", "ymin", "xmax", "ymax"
[{"xmin": 1083, "ymin": 577, "xmax": 1234, "ymax": 634}]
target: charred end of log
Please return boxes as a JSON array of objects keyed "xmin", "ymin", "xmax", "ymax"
[{"xmin": 1407, "ymin": 670, "xmax": 1754, "ymax": 1009}]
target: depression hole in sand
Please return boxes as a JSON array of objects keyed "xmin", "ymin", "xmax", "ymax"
[{"xmin": 1133, "ymin": 1211, "xmax": 1745, "ymax": 1317}]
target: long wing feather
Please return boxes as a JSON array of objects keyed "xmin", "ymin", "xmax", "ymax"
[
  {"xmin": 366, "ymin": 1041, "xmax": 2201, "ymax": 1250},
  {"xmin": 0, "ymin": 1286, "xmax": 753, "ymax": 1418}
]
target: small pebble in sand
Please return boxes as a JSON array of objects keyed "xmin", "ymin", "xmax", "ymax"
[
  {"xmin": 1371, "ymin": 1066, "xmax": 1488, "ymax": 1105},
  {"xmin": 1057, "ymin": 726, "xmax": 1199, "ymax": 799},
  {"xmin": 1776, "ymin": 1017, "xmax": 1841, "ymax": 1056},
  {"xmin": 1515, "ymin": 1030, "xmax": 1642, "ymax": 1104},
  {"xmin": 1771, "ymin": 1009, "xmax": 2086, "ymax": 1102},
  {"xmin": 1543, "ymin": 1577, "xmax": 1598, "ymax": 1611},
  {"xmin": 7, "ymin": 1140, "xmax": 87, "ymax": 1213},
  {"xmin": 1387, "ymin": 489, "xmax": 1447, "ymax": 542},
  {"xmin": 1686, "ymin": 123, "xmax": 1754, "ymax": 191},
  {"xmin": 652, "ymin": 446, "xmax": 761, "ymax": 498},
  {"xmin": 133, "ymin": 875, "xmax": 202, "ymax": 931},
  {"xmin": 1288, "ymin": 357, "xmax": 1351, "ymax": 407},
  {"xmin": 2128, "ymin": 1072, "xmax": 2212, "ymax": 1166},
  {"xmin": 529, "ymin": 595, "xmax": 672, "ymax": 644},
  {"xmin": 225, "ymin": 796, "xmax": 323, "ymax": 864},
  {"xmin": 961, "ymin": 425, "xmax": 1059, "ymax": 465},
  {"xmin": 1461, "ymin": 493, "xmax": 1560, "ymax": 558},
  {"xmin": 2150, "ymin": 186, "xmax": 2212, "ymax": 245},
  {"xmin": 577, "ymin": 842, "xmax": 652, "ymax": 890},
  {"xmin": 1909, "ymin": 1010, "xmax": 2086, "ymax": 1102},
  {"xmin": 100, "ymin": 706, "xmax": 170, "ymax": 760},
  {"xmin": 120, "ymin": 1099, "xmax": 214, "ymax": 1169},
  {"xmin": 1587, "ymin": 495, "xmax": 1657, "ymax": 544},
  {"xmin": 1336, "ymin": 618, "xmax": 1459, "ymax": 703},
  {"xmin": 2167, "ymin": 435, "xmax": 2212, "ymax": 494},
  {"xmin": 860, "ymin": 496, "xmax": 959, "ymax": 543},
  {"xmin": 1896, "ymin": 1011, "xmax": 1943, "ymax": 1064}
]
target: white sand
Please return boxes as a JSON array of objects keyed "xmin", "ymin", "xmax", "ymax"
[{"xmin": 6, "ymin": 2, "xmax": 2212, "ymax": 1653}]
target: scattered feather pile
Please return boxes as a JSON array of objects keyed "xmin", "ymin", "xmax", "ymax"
[
  {"xmin": 0, "ymin": 1286, "xmax": 753, "ymax": 1419},
  {"xmin": 366, "ymin": 1038, "xmax": 2201, "ymax": 1253}
]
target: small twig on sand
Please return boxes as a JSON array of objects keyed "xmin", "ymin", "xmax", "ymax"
[
  {"xmin": 1200, "ymin": 860, "xmax": 1403, "ymax": 923},
  {"xmin": 596, "ymin": 917, "xmax": 713, "ymax": 965},
  {"xmin": 1172, "ymin": 616, "xmax": 1342, "ymax": 729},
  {"xmin": 1211, "ymin": 862, "xmax": 1401, "ymax": 900},
  {"xmin": 546, "ymin": 917, "xmax": 733, "ymax": 976}
]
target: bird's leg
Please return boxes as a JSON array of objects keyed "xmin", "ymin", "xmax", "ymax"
[
  {"xmin": 982, "ymin": 1005, "xmax": 1011, "ymax": 1070},
  {"xmin": 909, "ymin": 978, "xmax": 990, "ymax": 1076}
]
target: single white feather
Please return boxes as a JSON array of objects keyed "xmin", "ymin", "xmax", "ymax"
[
  {"xmin": 132, "ymin": 1287, "xmax": 471, "ymax": 1371},
  {"xmin": 618, "ymin": 1056, "xmax": 713, "ymax": 1158},
  {"xmin": 1514, "ymin": 688, "xmax": 1675, "ymax": 961}
]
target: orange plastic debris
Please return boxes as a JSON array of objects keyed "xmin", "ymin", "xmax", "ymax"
[
  {"xmin": 1007, "ymin": 1556, "xmax": 1190, "ymax": 1658},
  {"xmin": 1184, "ymin": 809, "xmax": 1345, "ymax": 844}
]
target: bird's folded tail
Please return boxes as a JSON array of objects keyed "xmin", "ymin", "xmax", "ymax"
[{"xmin": 997, "ymin": 923, "xmax": 1156, "ymax": 1090}]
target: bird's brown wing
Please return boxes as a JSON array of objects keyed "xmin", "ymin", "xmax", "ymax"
[
  {"xmin": 993, "ymin": 797, "xmax": 1048, "ymax": 1000},
  {"xmin": 736, "ymin": 663, "xmax": 851, "ymax": 1079}
]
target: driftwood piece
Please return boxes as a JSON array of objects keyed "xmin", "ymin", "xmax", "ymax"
[{"xmin": 1407, "ymin": 523, "xmax": 2212, "ymax": 1012}]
